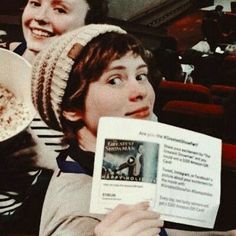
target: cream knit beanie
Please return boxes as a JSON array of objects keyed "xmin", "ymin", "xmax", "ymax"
[{"xmin": 31, "ymin": 24, "xmax": 126, "ymax": 131}]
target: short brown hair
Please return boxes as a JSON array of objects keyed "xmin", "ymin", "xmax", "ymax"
[{"xmin": 61, "ymin": 32, "xmax": 150, "ymax": 141}]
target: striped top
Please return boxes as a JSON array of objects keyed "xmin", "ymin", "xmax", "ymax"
[
  {"xmin": 0, "ymin": 113, "xmax": 64, "ymax": 216},
  {"xmin": 30, "ymin": 113, "xmax": 64, "ymax": 154},
  {"xmin": 0, "ymin": 42, "xmax": 64, "ymax": 216}
]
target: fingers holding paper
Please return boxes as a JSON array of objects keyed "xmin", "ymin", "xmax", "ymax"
[{"xmin": 94, "ymin": 202, "xmax": 164, "ymax": 236}]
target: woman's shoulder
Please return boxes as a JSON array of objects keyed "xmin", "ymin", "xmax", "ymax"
[
  {"xmin": 46, "ymin": 171, "xmax": 93, "ymax": 210},
  {"xmin": 51, "ymin": 170, "xmax": 92, "ymax": 190},
  {"xmin": 40, "ymin": 172, "xmax": 102, "ymax": 236}
]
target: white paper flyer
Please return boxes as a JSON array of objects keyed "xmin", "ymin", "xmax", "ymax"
[{"xmin": 90, "ymin": 117, "xmax": 222, "ymax": 228}]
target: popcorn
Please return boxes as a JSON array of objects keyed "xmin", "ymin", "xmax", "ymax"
[{"xmin": 0, "ymin": 84, "xmax": 31, "ymax": 141}]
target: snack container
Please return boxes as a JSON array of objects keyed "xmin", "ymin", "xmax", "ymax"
[{"xmin": 0, "ymin": 48, "xmax": 36, "ymax": 145}]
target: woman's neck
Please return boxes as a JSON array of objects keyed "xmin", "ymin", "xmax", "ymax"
[
  {"xmin": 22, "ymin": 49, "xmax": 38, "ymax": 64},
  {"xmin": 76, "ymin": 126, "xmax": 97, "ymax": 153}
]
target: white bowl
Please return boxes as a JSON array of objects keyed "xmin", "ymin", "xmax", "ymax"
[{"xmin": 0, "ymin": 48, "xmax": 36, "ymax": 142}]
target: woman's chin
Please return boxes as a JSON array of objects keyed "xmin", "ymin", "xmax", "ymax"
[
  {"xmin": 26, "ymin": 44, "xmax": 43, "ymax": 54},
  {"xmin": 27, "ymin": 38, "xmax": 55, "ymax": 54}
]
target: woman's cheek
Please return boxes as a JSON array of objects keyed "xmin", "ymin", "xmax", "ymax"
[{"xmin": 148, "ymin": 84, "xmax": 156, "ymax": 107}]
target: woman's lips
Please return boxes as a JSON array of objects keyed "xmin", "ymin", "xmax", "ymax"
[
  {"xmin": 31, "ymin": 28, "xmax": 54, "ymax": 38},
  {"xmin": 125, "ymin": 107, "xmax": 150, "ymax": 118}
]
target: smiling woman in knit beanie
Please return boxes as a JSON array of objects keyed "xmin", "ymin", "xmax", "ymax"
[{"xmin": 31, "ymin": 23, "xmax": 165, "ymax": 236}]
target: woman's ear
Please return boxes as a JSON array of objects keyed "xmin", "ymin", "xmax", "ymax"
[{"xmin": 62, "ymin": 110, "xmax": 83, "ymax": 122}]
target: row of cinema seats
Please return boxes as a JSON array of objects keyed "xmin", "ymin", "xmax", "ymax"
[
  {"xmin": 154, "ymin": 80, "xmax": 236, "ymax": 169},
  {"xmin": 179, "ymin": 49, "xmax": 236, "ymax": 87}
]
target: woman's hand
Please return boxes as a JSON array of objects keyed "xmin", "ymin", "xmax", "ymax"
[
  {"xmin": 94, "ymin": 202, "xmax": 164, "ymax": 236},
  {"xmin": 1, "ymin": 129, "xmax": 57, "ymax": 170},
  {"xmin": 1, "ymin": 131, "xmax": 37, "ymax": 168}
]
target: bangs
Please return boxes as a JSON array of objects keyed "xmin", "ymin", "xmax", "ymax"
[{"xmin": 78, "ymin": 32, "xmax": 147, "ymax": 82}]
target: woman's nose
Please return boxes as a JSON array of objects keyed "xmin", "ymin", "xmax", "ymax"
[
  {"xmin": 128, "ymin": 80, "xmax": 147, "ymax": 102},
  {"xmin": 34, "ymin": 6, "xmax": 50, "ymax": 23}
]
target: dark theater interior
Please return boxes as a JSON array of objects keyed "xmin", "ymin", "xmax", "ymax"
[{"xmin": 1, "ymin": 0, "xmax": 236, "ymax": 235}]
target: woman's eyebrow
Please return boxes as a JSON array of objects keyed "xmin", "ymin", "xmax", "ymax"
[
  {"xmin": 52, "ymin": 0, "xmax": 68, "ymax": 5},
  {"xmin": 108, "ymin": 65, "xmax": 126, "ymax": 71},
  {"xmin": 108, "ymin": 64, "xmax": 147, "ymax": 71},
  {"xmin": 137, "ymin": 64, "xmax": 148, "ymax": 70}
]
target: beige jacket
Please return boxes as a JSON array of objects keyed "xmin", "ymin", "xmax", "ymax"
[{"xmin": 40, "ymin": 169, "xmax": 103, "ymax": 236}]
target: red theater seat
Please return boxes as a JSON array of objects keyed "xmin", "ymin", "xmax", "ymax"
[
  {"xmin": 210, "ymin": 84, "xmax": 236, "ymax": 103},
  {"xmin": 219, "ymin": 55, "xmax": 236, "ymax": 86},
  {"xmin": 224, "ymin": 54, "xmax": 236, "ymax": 62},
  {"xmin": 222, "ymin": 143, "xmax": 236, "ymax": 169},
  {"xmin": 160, "ymin": 100, "xmax": 225, "ymax": 138},
  {"xmin": 154, "ymin": 80, "xmax": 212, "ymax": 116}
]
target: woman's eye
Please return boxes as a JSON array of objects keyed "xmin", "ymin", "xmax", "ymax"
[
  {"xmin": 136, "ymin": 74, "xmax": 148, "ymax": 81},
  {"xmin": 108, "ymin": 77, "xmax": 122, "ymax": 85},
  {"xmin": 29, "ymin": 0, "xmax": 40, "ymax": 7},
  {"xmin": 54, "ymin": 7, "xmax": 67, "ymax": 14}
]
